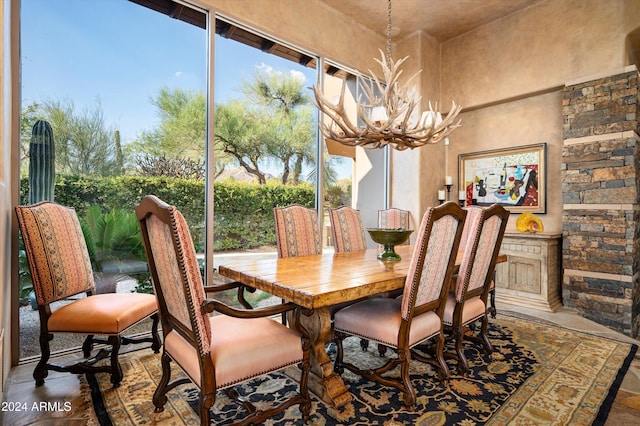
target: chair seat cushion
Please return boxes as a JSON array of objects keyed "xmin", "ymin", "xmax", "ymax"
[
  {"xmin": 48, "ymin": 293, "xmax": 157, "ymax": 334},
  {"xmin": 334, "ymin": 298, "xmax": 441, "ymax": 348},
  {"xmin": 165, "ymin": 314, "xmax": 304, "ymax": 389},
  {"xmin": 443, "ymin": 294, "xmax": 486, "ymax": 326}
]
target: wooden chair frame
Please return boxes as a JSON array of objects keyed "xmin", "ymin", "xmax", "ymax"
[
  {"xmin": 445, "ymin": 204, "xmax": 509, "ymax": 374},
  {"xmin": 16, "ymin": 202, "xmax": 160, "ymax": 387},
  {"xmin": 137, "ymin": 196, "xmax": 311, "ymax": 425},
  {"xmin": 334, "ymin": 202, "xmax": 466, "ymax": 408}
]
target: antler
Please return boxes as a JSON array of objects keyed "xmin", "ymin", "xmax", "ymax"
[{"xmin": 311, "ymin": 50, "xmax": 462, "ymax": 150}]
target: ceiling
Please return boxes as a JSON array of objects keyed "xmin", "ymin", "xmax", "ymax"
[
  {"xmin": 321, "ymin": 0, "xmax": 544, "ymax": 42},
  {"xmin": 131, "ymin": 0, "xmax": 550, "ymax": 77},
  {"xmin": 133, "ymin": 0, "xmax": 545, "ymax": 43}
]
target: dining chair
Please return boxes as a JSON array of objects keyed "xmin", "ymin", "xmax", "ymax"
[
  {"xmin": 274, "ymin": 204, "xmax": 321, "ymax": 325},
  {"xmin": 274, "ymin": 204, "xmax": 322, "ymax": 257},
  {"xmin": 459, "ymin": 207, "xmax": 500, "ymax": 319},
  {"xmin": 333, "ymin": 202, "xmax": 467, "ymax": 408},
  {"xmin": 327, "ymin": 206, "xmax": 373, "ymax": 350},
  {"xmin": 376, "ymin": 208, "xmax": 413, "ymax": 348},
  {"xmin": 329, "ymin": 205, "xmax": 398, "ymax": 355},
  {"xmin": 136, "ymin": 195, "xmax": 311, "ymax": 426},
  {"xmin": 15, "ymin": 201, "xmax": 160, "ymax": 387},
  {"xmin": 378, "ymin": 207, "xmax": 411, "ymax": 245},
  {"xmin": 443, "ymin": 204, "xmax": 509, "ymax": 374},
  {"xmin": 328, "ymin": 206, "xmax": 367, "ymax": 253}
]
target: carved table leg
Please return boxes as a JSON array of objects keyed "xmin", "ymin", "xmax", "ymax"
[{"xmin": 288, "ymin": 307, "xmax": 352, "ymax": 409}]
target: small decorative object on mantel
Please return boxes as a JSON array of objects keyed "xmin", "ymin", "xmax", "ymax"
[{"xmin": 516, "ymin": 212, "xmax": 544, "ymax": 233}]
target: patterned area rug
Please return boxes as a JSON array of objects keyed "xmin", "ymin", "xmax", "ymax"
[{"xmin": 81, "ymin": 314, "xmax": 637, "ymax": 425}]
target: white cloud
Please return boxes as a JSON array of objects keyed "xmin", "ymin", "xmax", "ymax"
[
  {"xmin": 256, "ymin": 63, "xmax": 275, "ymax": 74},
  {"xmin": 175, "ymin": 71, "xmax": 184, "ymax": 78},
  {"xmin": 289, "ymin": 70, "xmax": 306, "ymax": 83},
  {"xmin": 256, "ymin": 63, "xmax": 306, "ymax": 83}
]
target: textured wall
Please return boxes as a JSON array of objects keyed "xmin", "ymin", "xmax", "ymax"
[
  {"xmin": 562, "ymin": 69, "xmax": 639, "ymax": 337},
  {"xmin": 441, "ymin": 0, "xmax": 630, "ymax": 108},
  {"xmin": 205, "ymin": 0, "xmax": 385, "ymax": 76},
  {"xmin": 435, "ymin": 0, "xmax": 640, "ymax": 236}
]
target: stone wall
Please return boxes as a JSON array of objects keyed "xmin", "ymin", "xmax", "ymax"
[{"xmin": 561, "ymin": 68, "xmax": 639, "ymax": 337}]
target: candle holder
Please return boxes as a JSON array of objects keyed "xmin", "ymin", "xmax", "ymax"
[
  {"xmin": 445, "ymin": 184, "xmax": 452, "ymax": 201},
  {"xmin": 458, "ymin": 191, "xmax": 466, "ymax": 208}
]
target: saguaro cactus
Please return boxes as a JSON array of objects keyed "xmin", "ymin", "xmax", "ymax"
[{"xmin": 28, "ymin": 120, "xmax": 56, "ymax": 204}]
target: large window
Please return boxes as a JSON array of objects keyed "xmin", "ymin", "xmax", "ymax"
[
  {"xmin": 18, "ymin": 0, "xmax": 386, "ymax": 361},
  {"xmin": 19, "ymin": 0, "xmax": 207, "ymax": 360},
  {"xmin": 211, "ymin": 17, "xmax": 360, "ymax": 262},
  {"xmin": 212, "ymin": 18, "xmax": 318, "ymax": 260}
]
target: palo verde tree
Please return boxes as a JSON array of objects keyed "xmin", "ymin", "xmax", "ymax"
[
  {"xmin": 128, "ymin": 86, "xmax": 231, "ymax": 178},
  {"xmin": 20, "ymin": 99, "xmax": 122, "ymax": 176},
  {"xmin": 131, "ymin": 87, "xmax": 206, "ymax": 160},
  {"xmin": 241, "ymin": 70, "xmax": 315, "ymax": 185},
  {"xmin": 214, "ymin": 100, "xmax": 269, "ymax": 184}
]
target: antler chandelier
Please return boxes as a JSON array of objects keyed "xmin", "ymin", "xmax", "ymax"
[{"xmin": 312, "ymin": 0, "xmax": 462, "ymax": 151}]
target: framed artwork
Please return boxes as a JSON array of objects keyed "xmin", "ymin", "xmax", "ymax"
[{"xmin": 458, "ymin": 143, "xmax": 546, "ymax": 213}]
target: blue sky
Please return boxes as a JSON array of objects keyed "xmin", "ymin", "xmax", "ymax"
[{"xmin": 21, "ymin": 0, "xmax": 318, "ymax": 149}]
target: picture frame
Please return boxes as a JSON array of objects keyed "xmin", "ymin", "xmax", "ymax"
[{"xmin": 458, "ymin": 143, "xmax": 546, "ymax": 213}]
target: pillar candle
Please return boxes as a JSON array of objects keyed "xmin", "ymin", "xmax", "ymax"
[{"xmin": 438, "ymin": 190, "xmax": 446, "ymax": 200}]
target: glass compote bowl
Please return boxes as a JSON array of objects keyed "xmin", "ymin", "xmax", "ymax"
[{"xmin": 367, "ymin": 228, "xmax": 414, "ymax": 261}]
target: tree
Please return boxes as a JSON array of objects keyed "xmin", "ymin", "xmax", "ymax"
[
  {"xmin": 128, "ymin": 87, "xmax": 233, "ymax": 178},
  {"xmin": 241, "ymin": 70, "xmax": 316, "ymax": 185},
  {"xmin": 135, "ymin": 154, "xmax": 205, "ymax": 180},
  {"xmin": 19, "ymin": 103, "xmax": 42, "ymax": 174},
  {"xmin": 21, "ymin": 99, "xmax": 122, "ymax": 176},
  {"xmin": 130, "ymin": 87, "xmax": 206, "ymax": 160},
  {"xmin": 214, "ymin": 101, "xmax": 268, "ymax": 184}
]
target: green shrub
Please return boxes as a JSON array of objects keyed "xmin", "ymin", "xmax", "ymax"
[{"xmin": 20, "ymin": 174, "xmax": 317, "ymax": 251}]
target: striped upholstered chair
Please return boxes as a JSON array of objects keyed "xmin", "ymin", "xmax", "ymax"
[
  {"xmin": 274, "ymin": 204, "xmax": 321, "ymax": 325},
  {"xmin": 328, "ymin": 206, "xmax": 367, "ymax": 253},
  {"xmin": 15, "ymin": 201, "xmax": 160, "ymax": 387},
  {"xmin": 334, "ymin": 202, "xmax": 467, "ymax": 408},
  {"xmin": 375, "ymin": 208, "xmax": 411, "ymax": 314},
  {"xmin": 443, "ymin": 204, "xmax": 509, "ymax": 374},
  {"xmin": 136, "ymin": 195, "xmax": 311, "ymax": 426},
  {"xmin": 274, "ymin": 204, "xmax": 322, "ymax": 258},
  {"xmin": 378, "ymin": 207, "xmax": 411, "ymax": 245}
]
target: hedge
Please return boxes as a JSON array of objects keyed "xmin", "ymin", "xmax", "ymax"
[{"xmin": 20, "ymin": 175, "xmax": 315, "ymax": 251}]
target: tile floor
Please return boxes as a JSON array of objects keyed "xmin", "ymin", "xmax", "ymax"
[{"xmin": 1, "ymin": 303, "xmax": 640, "ymax": 425}]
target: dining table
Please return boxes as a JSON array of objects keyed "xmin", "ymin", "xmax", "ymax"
[{"xmin": 218, "ymin": 244, "xmax": 507, "ymax": 409}]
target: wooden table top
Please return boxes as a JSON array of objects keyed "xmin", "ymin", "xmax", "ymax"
[{"xmin": 218, "ymin": 246, "xmax": 506, "ymax": 310}]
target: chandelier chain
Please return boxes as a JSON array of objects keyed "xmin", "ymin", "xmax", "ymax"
[
  {"xmin": 386, "ymin": 0, "xmax": 392, "ymax": 64},
  {"xmin": 310, "ymin": 0, "xmax": 463, "ymax": 150}
]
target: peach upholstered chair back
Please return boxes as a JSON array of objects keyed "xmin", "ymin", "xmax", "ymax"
[
  {"xmin": 454, "ymin": 205, "xmax": 509, "ymax": 302},
  {"xmin": 136, "ymin": 195, "xmax": 211, "ymax": 357},
  {"xmin": 274, "ymin": 204, "xmax": 322, "ymax": 258},
  {"xmin": 328, "ymin": 206, "xmax": 367, "ymax": 252},
  {"xmin": 16, "ymin": 201, "xmax": 95, "ymax": 305},
  {"xmin": 400, "ymin": 202, "xmax": 466, "ymax": 320},
  {"xmin": 378, "ymin": 208, "xmax": 411, "ymax": 245}
]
